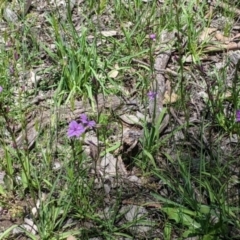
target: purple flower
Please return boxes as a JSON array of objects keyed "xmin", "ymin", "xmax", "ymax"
[
  {"xmin": 149, "ymin": 33, "xmax": 156, "ymax": 40},
  {"xmin": 236, "ymin": 110, "xmax": 240, "ymax": 122},
  {"xmin": 67, "ymin": 121, "xmax": 85, "ymax": 138},
  {"xmin": 80, "ymin": 113, "xmax": 96, "ymax": 128},
  {"xmin": 0, "ymin": 86, "xmax": 3, "ymax": 93},
  {"xmin": 9, "ymin": 66, "xmax": 14, "ymax": 75},
  {"xmin": 87, "ymin": 120, "xmax": 96, "ymax": 128},
  {"xmin": 14, "ymin": 52, "xmax": 19, "ymax": 61},
  {"xmin": 80, "ymin": 113, "xmax": 89, "ymax": 124},
  {"xmin": 147, "ymin": 91, "xmax": 157, "ymax": 100}
]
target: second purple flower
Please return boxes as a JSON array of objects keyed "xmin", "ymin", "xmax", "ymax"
[
  {"xmin": 147, "ymin": 91, "xmax": 157, "ymax": 101},
  {"xmin": 80, "ymin": 113, "xmax": 96, "ymax": 128}
]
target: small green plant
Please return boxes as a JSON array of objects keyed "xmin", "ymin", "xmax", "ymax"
[
  {"xmin": 197, "ymin": 59, "xmax": 240, "ymax": 134},
  {"xmin": 152, "ymin": 153, "xmax": 240, "ymax": 239},
  {"xmin": 138, "ymin": 105, "xmax": 167, "ymax": 170}
]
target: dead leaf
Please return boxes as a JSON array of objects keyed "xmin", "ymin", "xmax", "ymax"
[
  {"xmin": 163, "ymin": 92, "xmax": 178, "ymax": 104},
  {"xmin": 215, "ymin": 31, "xmax": 230, "ymax": 43},
  {"xmin": 108, "ymin": 69, "xmax": 119, "ymax": 78},
  {"xmin": 183, "ymin": 54, "xmax": 207, "ymax": 63},
  {"xmin": 119, "ymin": 114, "xmax": 141, "ymax": 125},
  {"xmin": 199, "ymin": 27, "xmax": 217, "ymax": 43},
  {"xmin": 121, "ymin": 21, "xmax": 133, "ymax": 28},
  {"xmin": 67, "ymin": 236, "xmax": 77, "ymax": 240},
  {"xmin": 3, "ymin": 8, "xmax": 18, "ymax": 23},
  {"xmin": 101, "ymin": 30, "xmax": 118, "ymax": 37},
  {"xmin": 108, "ymin": 64, "xmax": 120, "ymax": 78},
  {"xmin": 100, "ymin": 153, "xmax": 127, "ymax": 176},
  {"xmin": 89, "ymin": 141, "xmax": 99, "ymax": 161},
  {"xmin": 205, "ymin": 42, "xmax": 240, "ymax": 52},
  {"xmin": 24, "ymin": 0, "xmax": 32, "ymax": 15},
  {"xmin": 199, "ymin": 28, "xmax": 217, "ymax": 42},
  {"xmin": 231, "ymin": 33, "xmax": 240, "ymax": 41}
]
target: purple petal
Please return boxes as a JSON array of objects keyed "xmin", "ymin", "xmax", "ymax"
[
  {"xmin": 67, "ymin": 121, "xmax": 85, "ymax": 138},
  {"xmin": 9, "ymin": 66, "xmax": 14, "ymax": 75},
  {"xmin": 14, "ymin": 52, "xmax": 19, "ymax": 61},
  {"xmin": 68, "ymin": 129, "xmax": 76, "ymax": 137},
  {"xmin": 236, "ymin": 110, "xmax": 240, "ymax": 122},
  {"xmin": 149, "ymin": 33, "xmax": 156, "ymax": 40},
  {"xmin": 80, "ymin": 113, "xmax": 89, "ymax": 124},
  {"xmin": 87, "ymin": 120, "xmax": 96, "ymax": 128},
  {"xmin": 68, "ymin": 120, "xmax": 78, "ymax": 129},
  {"xmin": 0, "ymin": 86, "xmax": 2, "ymax": 93},
  {"xmin": 147, "ymin": 91, "xmax": 157, "ymax": 100}
]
